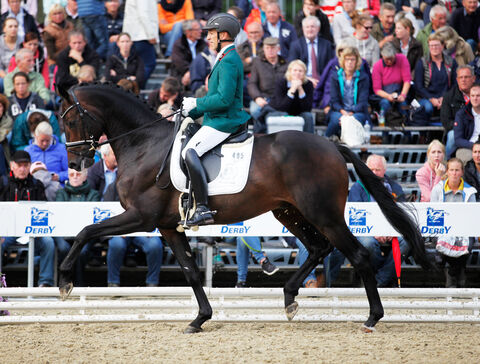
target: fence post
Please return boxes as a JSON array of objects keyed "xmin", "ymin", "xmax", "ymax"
[{"xmin": 28, "ymin": 237, "xmax": 35, "ymax": 288}]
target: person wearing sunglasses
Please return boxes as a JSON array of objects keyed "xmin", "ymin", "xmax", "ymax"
[{"xmin": 346, "ymin": 13, "xmax": 379, "ymax": 68}]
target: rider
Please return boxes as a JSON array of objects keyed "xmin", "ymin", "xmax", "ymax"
[{"xmin": 181, "ymin": 13, "xmax": 250, "ymax": 227}]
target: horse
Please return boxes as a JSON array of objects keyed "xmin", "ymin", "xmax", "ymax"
[{"xmin": 57, "ymin": 83, "xmax": 431, "ymax": 333}]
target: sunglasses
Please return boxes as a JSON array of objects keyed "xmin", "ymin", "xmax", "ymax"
[{"xmin": 363, "ymin": 25, "xmax": 373, "ymax": 30}]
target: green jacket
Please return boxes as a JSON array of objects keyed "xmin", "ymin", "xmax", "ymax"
[
  {"xmin": 55, "ymin": 181, "xmax": 101, "ymax": 202},
  {"xmin": 416, "ymin": 23, "xmax": 433, "ymax": 56},
  {"xmin": 189, "ymin": 45, "xmax": 250, "ymax": 133},
  {"xmin": 3, "ymin": 67, "xmax": 51, "ymax": 103}
]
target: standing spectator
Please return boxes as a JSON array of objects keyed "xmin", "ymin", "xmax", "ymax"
[
  {"xmin": 0, "ymin": 17, "xmax": 22, "ymax": 93},
  {"xmin": 104, "ymin": 0, "xmax": 124, "ymax": 58},
  {"xmin": 54, "ymin": 30, "xmax": 101, "ymax": 90},
  {"xmin": 430, "ymin": 157, "xmax": 477, "ymax": 288},
  {"xmin": 147, "ymin": 76, "xmax": 183, "ymax": 111},
  {"xmin": 261, "ymin": 1, "xmax": 296, "ymax": 59},
  {"xmin": 392, "ymin": 17, "xmax": 423, "ymax": 76},
  {"xmin": 7, "ymin": 72, "xmax": 45, "ymax": 119},
  {"xmin": 0, "ymin": 150, "xmax": 55, "ymax": 287},
  {"xmin": 158, "ymin": 0, "xmax": 194, "ymax": 58},
  {"xmin": 448, "ymin": 0, "xmax": 480, "ymax": 52},
  {"xmin": 0, "ymin": 0, "xmax": 39, "ymax": 41},
  {"xmin": 87, "ymin": 143, "xmax": 117, "ymax": 200},
  {"xmin": 346, "ymin": 13, "xmax": 380, "ymax": 68},
  {"xmin": 464, "ymin": 141, "xmax": 480, "ymax": 200},
  {"xmin": 0, "ymin": 94, "xmax": 12, "ymax": 163},
  {"xmin": 122, "ymin": 0, "xmax": 159, "ymax": 86},
  {"xmin": 42, "ymin": 4, "xmax": 75, "ymax": 67},
  {"xmin": 76, "ymin": 0, "xmax": 108, "ymax": 60},
  {"xmin": 237, "ymin": 21, "xmax": 264, "ymax": 75},
  {"xmin": 192, "ymin": 0, "xmax": 221, "ymax": 26},
  {"xmin": 294, "ymin": 0, "xmax": 332, "ymax": 43},
  {"xmin": 332, "ymin": 0, "xmax": 356, "ymax": 46},
  {"xmin": 65, "ymin": 0, "xmax": 83, "ymax": 30},
  {"xmin": 371, "ymin": 2, "xmax": 396, "ymax": 49},
  {"xmin": 416, "ymin": 5, "xmax": 448, "ymax": 55},
  {"xmin": 436, "ymin": 26, "xmax": 475, "ymax": 66},
  {"xmin": 440, "ymin": 65, "xmax": 476, "ymax": 158},
  {"xmin": 415, "ymin": 139, "xmax": 447, "ymax": 202},
  {"xmin": 170, "ymin": 19, "xmax": 206, "ymax": 88}
]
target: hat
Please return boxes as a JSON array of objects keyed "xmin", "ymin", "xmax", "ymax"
[
  {"xmin": 263, "ymin": 37, "xmax": 279, "ymax": 46},
  {"xmin": 30, "ymin": 161, "xmax": 47, "ymax": 174},
  {"xmin": 12, "ymin": 150, "xmax": 31, "ymax": 163}
]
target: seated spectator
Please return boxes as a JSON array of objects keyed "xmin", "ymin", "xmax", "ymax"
[
  {"xmin": 158, "ymin": 0, "xmax": 194, "ymax": 58},
  {"xmin": 440, "ymin": 65, "xmax": 476, "ymax": 158},
  {"xmin": 235, "ymin": 236, "xmax": 279, "ymax": 287},
  {"xmin": 247, "ymin": 36, "xmax": 288, "ymax": 133},
  {"xmin": 416, "ymin": 5, "xmax": 448, "ymax": 55},
  {"xmin": 430, "ymin": 157, "xmax": 477, "ymax": 287},
  {"xmin": 464, "ymin": 141, "xmax": 480, "ymax": 200},
  {"xmin": 0, "ymin": 94, "xmax": 12, "ymax": 163},
  {"xmin": 65, "ymin": 0, "xmax": 83, "ymax": 30},
  {"xmin": 10, "ymin": 109, "xmax": 61, "ymax": 152},
  {"xmin": 24, "ymin": 121, "xmax": 68, "ymax": 184},
  {"xmin": 76, "ymin": 64, "xmax": 96, "ymax": 83},
  {"xmin": 7, "ymin": 73, "xmax": 45, "ymax": 120},
  {"xmin": 42, "ymin": 4, "xmax": 75, "ymax": 68},
  {"xmin": 29, "ymin": 160, "xmax": 61, "ymax": 201},
  {"xmin": 227, "ymin": 5, "xmax": 247, "ymax": 47},
  {"xmin": 325, "ymin": 46, "xmax": 369, "ymax": 137},
  {"xmin": 448, "ymin": 0, "xmax": 480, "ymax": 52},
  {"xmin": 55, "ymin": 30, "xmax": 101, "ymax": 90},
  {"xmin": 3, "ymin": 0, "xmax": 38, "ymax": 18},
  {"xmin": 192, "ymin": 0, "xmax": 221, "ymax": 26},
  {"xmin": 392, "ymin": 17, "xmax": 423, "ymax": 76},
  {"xmin": 332, "ymin": 0, "xmax": 356, "ymax": 46},
  {"xmin": 0, "ymin": 17, "xmax": 22, "ymax": 93},
  {"xmin": 243, "ymin": 0, "xmax": 267, "ymax": 31},
  {"xmin": 117, "ymin": 78, "xmax": 140, "ymax": 95},
  {"xmin": 105, "ymin": 32, "xmax": 144, "ymax": 88},
  {"xmin": 436, "ymin": 26, "xmax": 475, "ymax": 67},
  {"xmin": 189, "ymin": 41, "xmax": 216, "ymax": 96},
  {"xmin": 0, "ymin": 0, "xmax": 39, "ymax": 41},
  {"xmin": 358, "ymin": 0, "xmax": 380, "ymax": 18},
  {"xmin": 76, "ymin": 0, "xmax": 108, "ymax": 60},
  {"xmin": 147, "ymin": 76, "xmax": 183, "ymax": 112},
  {"xmin": 294, "ymin": 0, "xmax": 332, "ymax": 42},
  {"xmin": 453, "ymin": 83, "xmax": 480, "ymax": 163},
  {"xmin": 265, "ymin": 60, "xmax": 315, "ymax": 133},
  {"xmin": 237, "ymin": 21, "xmax": 264, "ymax": 76},
  {"xmin": 0, "ymin": 150, "xmax": 55, "ymax": 287},
  {"xmin": 414, "ymin": 34, "xmax": 457, "ymax": 126},
  {"xmin": 372, "ymin": 43, "xmax": 411, "ymax": 118},
  {"xmin": 87, "ymin": 143, "xmax": 117, "ymax": 200},
  {"xmin": 8, "ymin": 32, "xmax": 49, "ymax": 88},
  {"xmin": 371, "ymin": 3, "xmax": 396, "ymax": 49},
  {"xmin": 288, "ymin": 15, "xmax": 335, "ymax": 89},
  {"xmin": 415, "ymin": 139, "xmax": 446, "ymax": 202},
  {"xmin": 262, "ymin": 1, "xmax": 297, "ymax": 59},
  {"xmin": 346, "ymin": 13, "xmax": 380, "ymax": 68}
]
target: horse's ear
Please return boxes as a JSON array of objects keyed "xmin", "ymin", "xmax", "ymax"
[{"xmin": 55, "ymin": 83, "xmax": 70, "ymax": 101}]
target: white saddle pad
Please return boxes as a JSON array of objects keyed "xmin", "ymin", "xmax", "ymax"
[{"xmin": 170, "ymin": 118, "xmax": 254, "ymax": 196}]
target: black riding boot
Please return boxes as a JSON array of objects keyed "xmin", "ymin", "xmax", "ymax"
[{"xmin": 184, "ymin": 149, "xmax": 215, "ymax": 226}]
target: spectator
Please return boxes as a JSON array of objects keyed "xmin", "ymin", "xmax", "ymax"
[
  {"xmin": 147, "ymin": 76, "xmax": 183, "ymax": 111},
  {"xmin": 371, "ymin": 2, "xmax": 396, "ymax": 49},
  {"xmin": 42, "ymin": 4, "xmax": 75, "ymax": 68},
  {"xmin": 7, "ymin": 72, "xmax": 45, "ymax": 119},
  {"xmin": 105, "ymin": 32, "xmax": 144, "ymax": 88},
  {"xmin": 227, "ymin": 6, "xmax": 247, "ymax": 49},
  {"xmin": 42, "ymin": 1, "xmax": 68, "ymax": 16},
  {"xmin": 430, "ymin": 157, "xmax": 477, "ymax": 287},
  {"xmin": 0, "ymin": 17, "xmax": 22, "ymax": 93},
  {"xmin": 441, "ymin": 65, "xmax": 476, "ymax": 158},
  {"xmin": 372, "ymin": 43, "xmax": 411, "ymax": 118},
  {"xmin": 192, "ymin": 0, "xmax": 221, "ymax": 26},
  {"xmin": 358, "ymin": 0, "xmax": 380, "ymax": 18},
  {"xmin": 243, "ymin": 0, "xmax": 267, "ymax": 31},
  {"xmin": 189, "ymin": 40, "xmax": 216, "ymax": 96},
  {"xmin": 55, "ymin": 30, "xmax": 101, "ymax": 90},
  {"xmin": 464, "ymin": 141, "xmax": 480, "ymax": 200},
  {"xmin": 0, "ymin": 150, "xmax": 55, "ymax": 287},
  {"xmin": 288, "ymin": 15, "xmax": 335, "ymax": 89},
  {"xmin": 415, "ymin": 139, "xmax": 447, "ymax": 202},
  {"xmin": 8, "ymin": 32, "xmax": 49, "ymax": 88},
  {"xmin": 471, "ymin": 49, "xmax": 480, "ymax": 82},
  {"xmin": 0, "ymin": 0, "xmax": 39, "ymax": 41},
  {"xmin": 117, "ymin": 78, "xmax": 140, "ymax": 95},
  {"xmin": 2, "ymin": 0, "xmax": 37, "ymax": 18},
  {"xmin": 392, "ymin": 17, "xmax": 423, "ymax": 76},
  {"xmin": 453, "ymin": 83, "xmax": 480, "ymax": 163},
  {"xmin": 237, "ymin": 21, "xmax": 264, "ymax": 75},
  {"xmin": 76, "ymin": 0, "xmax": 109, "ymax": 60},
  {"xmin": 65, "ymin": 0, "xmax": 83, "ymax": 30},
  {"xmin": 448, "ymin": 0, "xmax": 480, "ymax": 52},
  {"xmin": 4, "ymin": 48, "xmax": 51, "ymax": 104},
  {"xmin": 24, "ymin": 121, "xmax": 68, "ymax": 184},
  {"xmin": 247, "ymin": 36, "xmax": 288, "ymax": 133},
  {"xmin": 435, "ymin": 26, "xmax": 475, "ymax": 66},
  {"xmin": 158, "ymin": 0, "xmax": 194, "ymax": 58},
  {"xmin": 235, "ymin": 236, "xmax": 279, "ymax": 287},
  {"xmin": 346, "ymin": 13, "xmax": 380, "ymax": 68},
  {"xmin": 105, "ymin": 0, "xmax": 123, "ymax": 44},
  {"xmin": 325, "ymin": 46, "xmax": 370, "ymax": 137},
  {"xmin": 29, "ymin": 160, "xmax": 61, "ymax": 201},
  {"xmin": 414, "ymin": 33, "xmax": 457, "ymax": 126},
  {"xmin": 87, "ymin": 143, "xmax": 117, "ymax": 200},
  {"xmin": 76, "ymin": 64, "xmax": 96, "ymax": 83},
  {"xmin": 332, "ymin": 0, "xmax": 356, "ymax": 46},
  {"xmin": 0, "ymin": 93, "xmax": 12, "ymax": 163},
  {"xmin": 122, "ymin": 0, "xmax": 158, "ymax": 85},
  {"xmin": 294, "ymin": 0, "xmax": 332, "ymax": 43},
  {"xmin": 170, "ymin": 19, "xmax": 206, "ymax": 88},
  {"xmin": 266, "ymin": 59, "xmax": 315, "ymax": 133},
  {"xmin": 416, "ymin": 5, "xmax": 448, "ymax": 55},
  {"xmin": 262, "ymin": 1, "xmax": 297, "ymax": 59}
]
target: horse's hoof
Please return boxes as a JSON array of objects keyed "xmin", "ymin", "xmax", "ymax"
[
  {"xmin": 360, "ymin": 324, "xmax": 376, "ymax": 333},
  {"xmin": 183, "ymin": 325, "xmax": 203, "ymax": 334},
  {"xmin": 59, "ymin": 283, "xmax": 73, "ymax": 301},
  {"xmin": 285, "ymin": 301, "xmax": 299, "ymax": 321},
  {"xmin": 176, "ymin": 225, "xmax": 185, "ymax": 233}
]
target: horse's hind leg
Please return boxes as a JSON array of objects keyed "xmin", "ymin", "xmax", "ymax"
[{"xmin": 161, "ymin": 228, "xmax": 212, "ymax": 334}]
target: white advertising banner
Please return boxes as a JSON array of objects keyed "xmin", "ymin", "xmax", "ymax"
[{"xmin": 0, "ymin": 202, "xmax": 478, "ymax": 237}]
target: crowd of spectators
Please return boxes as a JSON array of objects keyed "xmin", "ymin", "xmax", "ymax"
[{"xmin": 1, "ymin": 0, "xmax": 480, "ymax": 289}]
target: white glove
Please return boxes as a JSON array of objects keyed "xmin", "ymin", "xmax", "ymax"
[{"xmin": 182, "ymin": 97, "xmax": 197, "ymax": 114}]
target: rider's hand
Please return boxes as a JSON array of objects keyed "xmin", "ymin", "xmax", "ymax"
[{"xmin": 182, "ymin": 97, "xmax": 197, "ymax": 114}]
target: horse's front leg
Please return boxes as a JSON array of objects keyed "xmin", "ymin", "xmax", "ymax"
[
  {"xmin": 59, "ymin": 208, "xmax": 148, "ymax": 299},
  {"xmin": 161, "ymin": 228, "xmax": 212, "ymax": 334}
]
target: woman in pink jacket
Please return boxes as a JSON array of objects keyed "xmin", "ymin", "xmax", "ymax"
[{"xmin": 415, "ymin": 139, "xmax": 446, "ymax": 201}]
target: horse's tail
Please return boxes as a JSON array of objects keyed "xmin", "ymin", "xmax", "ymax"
[{"xmin": 335, "ymin": 144, "xmax": 433, "ymax": 271}]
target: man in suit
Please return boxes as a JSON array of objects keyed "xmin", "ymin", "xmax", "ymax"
[
  {"xmin": 288, "ymin": 15, "xmax": 335, "ymax": 88},
  {"xmin": 87, "ymin": 144, "xmax": 117, "ymax": 200},
  {"xmin": 262, "ymin": 1, "xmax": 297, "ymax": 59},
  {"xmin": 181, "ymin": 13, "xmax": 251, "ymax": 227}
]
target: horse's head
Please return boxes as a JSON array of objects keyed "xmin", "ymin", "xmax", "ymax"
[{"xmin": 57, "ymin": 84, "xmax": 103, "ymax": 171}]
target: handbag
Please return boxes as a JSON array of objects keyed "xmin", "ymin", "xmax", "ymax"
[
  {"xmin": 340, "ymin": 115, "xmax": 365, "ymax": 147},
  {"xmin": 436, "ymin": 236, "xmax": 470, "ymax": 258},
  {"xmin": 385, "ymin": 107, "xmax": 406, "ymax": 128}
]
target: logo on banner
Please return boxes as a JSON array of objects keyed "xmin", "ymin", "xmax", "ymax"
[
  {"xmin": 25, "ymin": 207, "xmax": 55, "ymax": 234},
  {"xmin": 220, "ymin": 221, "xmax": 251, "ymax": 234},
  {"xmin": 348, "ymin": 207, "xmax": 373, "ymax": 234},
  {"xmin": 93, "ymin": 207, "xmax": 113, "ymax": 223},
  {"xmin": 421, "ymin": 208, "xmax": 451, "ymax": 234}
]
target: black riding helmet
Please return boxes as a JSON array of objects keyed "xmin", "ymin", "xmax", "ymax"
[{"xmin": 203, "ymin": 13, "xmax": 240, "ymax": 51}]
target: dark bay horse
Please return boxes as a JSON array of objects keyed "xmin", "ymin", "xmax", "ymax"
[{"xmin": 57, "ymin": 83, "xmax": 431, "ymax": 333}]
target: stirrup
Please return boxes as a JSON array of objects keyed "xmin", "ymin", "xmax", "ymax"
[{"xmin": 185, "ymin": 208, "xmax": 217, "ymax": 227}]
